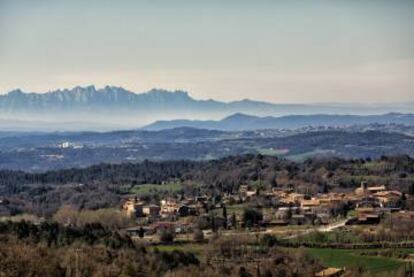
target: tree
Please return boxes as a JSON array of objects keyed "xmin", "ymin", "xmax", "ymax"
[
  {"xmin": 286, "ymin": 206, "xmax": 293, "ymax": 221},
  {"xmin": 138, "ymin": 227, "xmax": 145, "ymax": 238},
  {"xmin": 239, "ymin": 266, "xmax": 251, "ymax": 277},
  {"xmin": 243, "ymin": 208, "xmax": 263, "ymax": 228},
  {"xmin": 322, "ymin": 182, "xmax": 329, "ymax": 194},
  {"xmin": 222, "ymin": 205, "xmax": 228, "ymax": 229},
  {"xmin": 211, "ymin": 215, "xmax": 217, "ymax": 233},
  {"xmin": 397, "ymin": 193, "xmax": 407, "ymax": 209},
  {"xmin": 230, "ymin": 213, "xmax": 237, "ymax": 229}
]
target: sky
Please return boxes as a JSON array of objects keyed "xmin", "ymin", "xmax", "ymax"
[{"xmin": 0, "ymin": 0, "xmax": 413, "ymax": 104}]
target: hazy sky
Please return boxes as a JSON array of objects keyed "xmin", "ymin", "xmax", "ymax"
[{"xmin": 0, "ymin": 0, "xmax": 413, "ymax": 103}]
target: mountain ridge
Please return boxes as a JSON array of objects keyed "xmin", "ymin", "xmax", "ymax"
[
  {"xmin": 1, "ymin": 85, "xmax": 413, "ymax": 131},
  {"xmin": 142, "ymin": 112, "xmax": 414, "ymax": 131},
  {"xmin": 1, "ymin": 85, "xmax": 411, "ymax": 111}
]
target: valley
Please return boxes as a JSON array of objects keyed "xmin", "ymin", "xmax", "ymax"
[{"xmin": 0, "ymin": 125, "xmax": 413, "ymax": 171}]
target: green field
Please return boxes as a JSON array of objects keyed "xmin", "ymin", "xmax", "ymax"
[
  {"xmin": 149, "ymin": 243, "xmax": 205, "ymax": 256},
  {"xmin": 306, "ymin": 248, "xmax": 406, "ymax": 273},
  {"xmin": 152, "ymin": 243, "xmax": 411, "ymax": 274},
  {"xmin": 129, "ymin": 182, "xmax": 182, "ymax": 195}
]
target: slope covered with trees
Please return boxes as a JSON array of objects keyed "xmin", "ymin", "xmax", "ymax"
[{"xmin": 1, "ymin": 154, "xmax": 413, "ymax": 217}]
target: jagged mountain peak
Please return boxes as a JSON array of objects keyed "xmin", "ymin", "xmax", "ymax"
[
  {"xmin": 3, "ymin": 85, "xmax": 193, "ymax": 98},
  {"xmin": 73, "ymin": 84, "xmax": 96, "ymax": 91},
  {"xmin": 6, "ymin": 89, "xmax": 25, "ymax": 97},
  {"xmin": 0, "ymin": 85, "xmax": 201, "ymax": 112},
  {"xmin": 145, "ymin": 88, "xmax": 190, "ymax": 97}
]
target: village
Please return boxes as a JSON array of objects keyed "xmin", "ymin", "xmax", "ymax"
[
  {"xmin": 121, "ymin": 181, "xmax": 409, "ymax": 240},
  {"xmin": 118, "ymin": 180, "xmax": 414, "ymax": 276}
]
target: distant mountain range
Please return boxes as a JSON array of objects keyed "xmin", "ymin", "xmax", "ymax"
[
  {"xmin": 143, "ymin": 113, "xmax": 414, "ymax": 131},
  {"xmin": 0, "ymin": 85, "xmax": 301, "ymax": 114},
  {"xmin": 1, "ymin": 85, "xmax": 413, "ymax": 131}
]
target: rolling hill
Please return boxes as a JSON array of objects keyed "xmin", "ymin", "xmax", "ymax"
[{"xmin": 143, "ymin": 113, "xmax": 414, "ymax": 131}]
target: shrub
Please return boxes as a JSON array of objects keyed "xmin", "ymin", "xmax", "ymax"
[
  {"xmin": 243, "ymin": 208, "xmax": 263, "ymax": 228},
  {"xmin": 159, "ymin": 229, "xmax": 175, "ymax": 243},
  {"xmin": 260, "ymin": 234, "xmax": 279, "ymax": 247}
]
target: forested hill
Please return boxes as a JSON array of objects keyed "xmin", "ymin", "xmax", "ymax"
[
  {"xmin": 1, "ymin": 154, "xmax": 413, "ymax": 188},
  {"xmin": 1, "ymin": 154, "xmax": 413, "ymax": 216},
  {"xmin": 0, "ymin": 160, "xmax": 199, "ymax": 187}
]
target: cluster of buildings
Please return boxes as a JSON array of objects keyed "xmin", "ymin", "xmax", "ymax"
[
  {"xmin": 231, "ymin": 181, "xmax": 404, "ymax": 226},
  {"xmin": 122, "ymin": 195, "xmax": 219, "ymax": 236},
  {"xmin": 257, "ymin": 181, "xmax": 403, "ymax": 225},
  {"xmin": 122, "ymin": 196, "xmax": 209, "ymax": 220},
  {"xmin": 122, "ymin": 181, "xmax": 405, "ymax": 234}
]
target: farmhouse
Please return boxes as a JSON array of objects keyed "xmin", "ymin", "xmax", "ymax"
[
  {"xmin": 373, "ymin": 190, "xmax": 402, "ymax": 207},
  {"xmin": 122, "ymin": 198, "xmax": 144, "ymax": 218},
  {"xmin": 355, "ymin": 182, "xmax": 387, "ymax": 195},
  {"xmin": 355, "ymin": 207, "xmax": 381, "ymax": 224},
  {"xmin": 280, "ymin": 192, "xmax": 305, "ymax": 205},
  {"xmin": 301, "ymin": 199, "xmax": 320, "ymax": 209},
  {"xmin": 160, "ymin": 199, "xmax": 180, "ymax": 214},
  {"xmin": 143, "ymin": 205, "xmax": 161, "ymax": 217}
]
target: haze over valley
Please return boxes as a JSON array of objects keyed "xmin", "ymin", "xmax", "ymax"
[
  {"xmin": 0, "ymin": 85, "xmax": 413, "ymax": 131},
  {"xmin": 0, "ymin": 85, "xmax": 412, "ymax": 171}
]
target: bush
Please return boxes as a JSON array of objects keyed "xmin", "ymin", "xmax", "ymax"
[
  {"xmin": 159, "ymin": 229, "xmax": 175, "ymax": 243},
  {"xmin": 243, "ymin": 208, "xmax": 263, "ymax": 228},
  {"xmin": 260, "ymin": 234, "xmax": 278, "ymax": 247}
]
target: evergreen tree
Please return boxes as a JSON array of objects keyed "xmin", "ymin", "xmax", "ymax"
[
  {"xmin": 222, "ymin": 205, "xmax": 228, "ymax": 229},
  {"xmin": 231, "ymin": 213, "xmax": 237, "ymax": 229},
  {"xmin": 138, "ymin": 227, "xmax": 145, "ymax": 238},
  {"xmin": 211, "ymin": 215, "xmax": 216, "ymax": 233}
]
